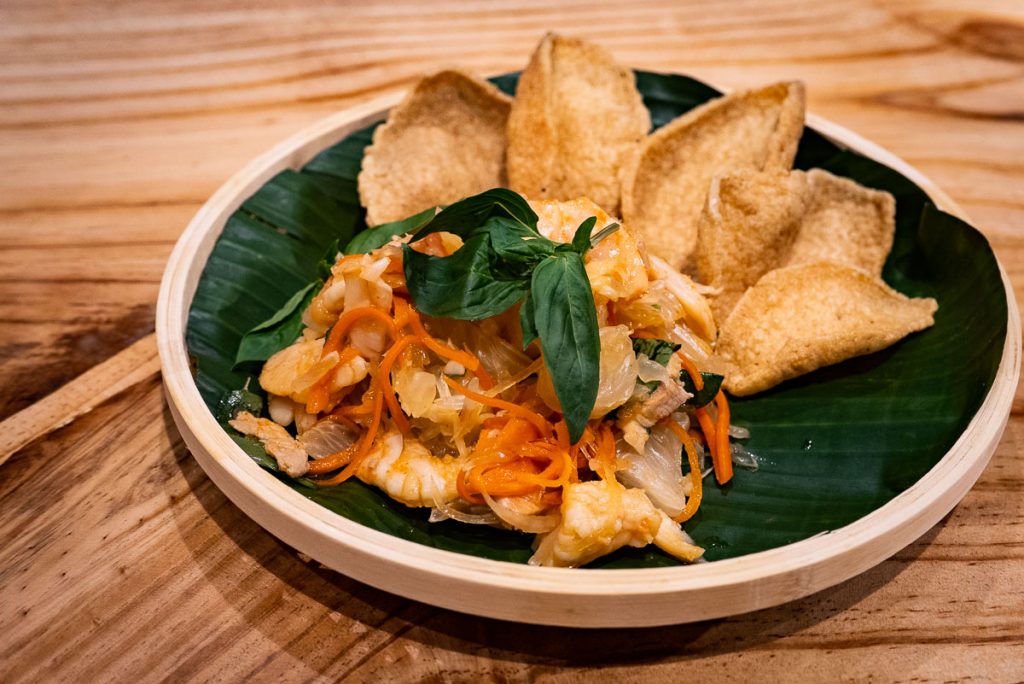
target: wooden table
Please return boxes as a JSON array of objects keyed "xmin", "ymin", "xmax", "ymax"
[{"xmin": 2, "ymin": 1, "xmax": 1022, "ymax": 680}]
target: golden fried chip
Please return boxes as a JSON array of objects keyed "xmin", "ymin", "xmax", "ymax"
[
  {"xmin": 786, "ymin": 168, "xmax": 895, "ymax": 275},
  {"xmin": 696, "ymin": 168, "xmax": 897, "ymax": 321},
  {"xmin": 358, "ymin": 69, "xmax": 512, "ymax": 226},
  {"xmin": 696, "ymin": 170, "xmax": 810, "ymax": 321},
  {"xmin": 506, "ymin": 33, "xmax": 650, "ymax": 214},
  {"xmin": 717, "ymin": 261, "xmax": 937, "ymax": 396},
  {"xmin": 623, "ymin": 81, "xmax": 805, "ymax": 270}
]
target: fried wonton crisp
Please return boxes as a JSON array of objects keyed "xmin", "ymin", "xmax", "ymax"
[
  {"xmin": 787, "ymin": 169, "xmax": 896, "ymax": 274},
  {"xmin": 716, "ymin": 261, "xmax": 937, "ymax": 396},
  {"xmin": 358, "ymin": 69, "xmax": 512, "ymax": 226},
  {"xmin": 696, "ymin": 170, "xmax": 809, "ymax": 321},
  {"xmin": 696, "ymin": 168, "xmax": 896, "ymax": 321},
  {"xmin": 507, "ymin": 33, "xmax": 650, "ymax": 214},
  {"xmin": 623, "ymin": 81, "xmax": 805, "ymax": 270}
]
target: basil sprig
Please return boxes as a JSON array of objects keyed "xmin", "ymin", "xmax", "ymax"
[{"xmin": 402, "ymin": 189, "xmax": 617, "ymax": 442}]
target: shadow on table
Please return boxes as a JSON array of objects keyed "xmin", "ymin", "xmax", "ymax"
[{"xmin": 164, "ymin": 403, "xmax": 946, "ymax": 673}]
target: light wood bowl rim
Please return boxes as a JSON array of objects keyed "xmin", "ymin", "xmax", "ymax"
[{"xmin": 156, "ymin": 86, "xmax": 1021, "ymax": 628}]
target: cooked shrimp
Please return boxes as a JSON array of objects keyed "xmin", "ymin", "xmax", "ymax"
[
  {"xmin": 356, "ymin": 431, "xmax": 463, "ymax": 507},
  {"xmin": 529, "ymin": 479, "xmax": 703, "ymax": 567},
  {"xmin": 229, "ymin": 411, "xmax": 309, "ymax": 477},
  {"xmin": 531, "ymin": 198, "xmax": 648, "ymax": 301}
]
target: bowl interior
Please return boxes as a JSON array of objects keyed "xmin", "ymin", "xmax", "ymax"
[{"xmin": 182, "ymin": 71, "xmax": 1008, "ymax": 567}]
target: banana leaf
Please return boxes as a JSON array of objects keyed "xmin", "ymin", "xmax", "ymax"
[{"xmin": 185, "ymin": 72, "xmax": 1007, "ymax": 566}]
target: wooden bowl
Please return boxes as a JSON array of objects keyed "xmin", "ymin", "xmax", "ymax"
[{"xmin": 156, "ymin": 91, "xmax": 1020, "ymax": 628}]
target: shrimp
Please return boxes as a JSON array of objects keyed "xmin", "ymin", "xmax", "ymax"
[
  {"xmin": 229, "ymin": 411, "xmax": 309, "ymax": 477},
  {"xmin": 356, "ymin": 431, "xmax": 463, "ymax": 507},
  {"xmin": 531, "ymin": 198, "xmax": 648, "ymax": 301},
  {"xmin": 529, "ymin": 478, "xmax": 703, "ymax": 567}
]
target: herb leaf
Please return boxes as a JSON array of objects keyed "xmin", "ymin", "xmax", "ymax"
[
  {"xmin": 486, "ymin": 216, "xmax": 555, "ymax": 277},
  {"xmin": 402, "ymin": 233, "xmax": 530, "ymax": 320},
  {"xmin": 417, "ymin": 188, "xmax": 538, "ymax": 239},
  {"xmin": 344, "ymin": 207, "xmax": 437, "ymax": 254},
  {"xmin": 519, "ymin": 291, "xmax": 539, "ymax": 349},
  {"xmin": 571, "ymin": 216, "xmax": 597, "ymax": 254},
  {"xmin": 631, "ymin": 338, "xmax": 681, "ymax": 366},
  {"xmin": 531, "ymin": 254, "xmax": 600, "ymax": 442},
  {"xmin": 681, "ymin": 371, "xmax": 724, "ymax": 408},
  {"xmin": 234, "ymin": 280, "xmax": 320, "ymax": 365}
]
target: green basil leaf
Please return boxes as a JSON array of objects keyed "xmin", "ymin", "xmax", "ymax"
[
  {"xmin": 485, "ymin": 216, "xmax": 555, "ymax": 277},
  {"xmin": 531, "ymin": 254, "xmax": 600, "ymax": 442},
  {"xmin": 417, "ymin": 188, "xmax": 538, "ymax": 239},
  {"xmin": 403, "ymin": 235, "xmax": 530, "ymax": 320},
  {"xmin": 344, "ymin": 206, "xmax": 437, "ymax": 254},
  {"xmin": 519, "ymin": 291, "xmax": 539, "ymax": 349},
  {"xmin": 681, "ymin": 371, "xmax": 724, "ymax": 408},
  {"xmin": 631, "ymin": 337, "xmax": 681, "ymax": 366},
  {"xmin": 571, "ymin": 216, "xmax": 597, "ymax": 254},
  {"xmin": 234, "ymin": 280, "xmax": 319, "ymax": 365}
]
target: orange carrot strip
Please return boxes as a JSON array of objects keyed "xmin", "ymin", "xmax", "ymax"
[
  {"xmin": 306, "ymin": 443, "xmax": 358, "ymax": 475},
  {"xmin": 666, "ymin": 420, "xmax": 704, "ymax": 523},
  {"xmin": 323, "ymin": 307, "xmax": 398, "ymax": 357},
  {"xmin": 676, "ymin": 351, "xmax": 704, "ymax": 391},
  {"xmin": 377, "ymin": 335, "xmax": 419, "ymax": 434},
  {"xmin": 407, "ymin": 307, "xmax": 494, "ymax": 389},
  {"xmin": 456, "ymin": 470, "xmax": 484, "ymax": 504},
  {"xmin": 324, "ymin": 412, "xmax": 360, "ymax": 432},
  {"xmin": 694, "ymin": 407, "xmax": 717, "ymax": 466},
  {"xmin": 443, "ymin": 376, "xmax": 553, "ymax": 437},
  {"xmin": 313, "ymin": 377, "xmax": 385, "ymax": 486},
  {"xmin": 482, "ymin": 416, "xmax": 510, "ymax": 430},
  {"xmin": 713, "ymin": 390, "xmax": 733, "ymax": 485}
]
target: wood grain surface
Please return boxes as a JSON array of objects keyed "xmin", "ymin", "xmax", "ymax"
[{"xmin": 1, "ymin": 0, "xmax": 1022, "ymax": 681}]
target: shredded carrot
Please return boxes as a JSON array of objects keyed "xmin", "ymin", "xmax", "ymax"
[
  {"xmin": 482, "ymin": 415, "xmax": 511, "ymax": 430},
  {"xmin": 676, "ymin": 351, "xmax": 704, "ymax": 391},
  {"xmin": 665, "ymin": 420, "xmax": 704, "ymax": 523},
  {"xmin": 443, "ymin": 376, "xmax": 552, "ymax": 437},
  {"xmin": 406, "ymin": 308, "xmax": 494, "ymax": 389},
  {"xmin": 713, "ymin": 390, "xmax": 733, "ymax": 485},
  {"xmin": 377, "ymin": 335, "xmax": 419, "ymax": 434},
  {"xmin": 694, "ymin": 406, "xmax": 717, "ymax": 464},
  {"xmin": 324, "ymin": 411, "xmax": 360, "ymax": 432},
  {"xmin": 323, "ymin": 307, "xmax": 398, "ymax": 357},
  {"xmin": 306, "ymin": 443, "xmax": 358, "ymax": 475},
  {"xmin": 313, "ymin": 376, "xmax": 385, "ymax": 486}
]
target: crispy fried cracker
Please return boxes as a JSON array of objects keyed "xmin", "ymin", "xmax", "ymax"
[
  {"xmin": 506, "ymin": 33, "xmax": 650, "ymax": 214},
  {"xmin": 623, "ymin": 81, "xmax": 805, "ymax": 271},
  {"xmin": 786, "ymin": 168, "xmax": 896, "ymax": 274},
  {"xmin": 696, "ymin": 170, "xmax": 810, "ymax": 321},
  {"xmin": 358, "ymin": 69, "xmax": 512, "ymax": 226},
  {"xmin": 717, "ymin": 261, "xmax": 937, "ymax": 395},
  {"xmin": 696, "ymin": 168, "xmax": 897, "ymax": 321}
]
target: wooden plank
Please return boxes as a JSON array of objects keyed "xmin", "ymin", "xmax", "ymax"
[{"xmin": 0, "ymin": 334, "xmax": 160, "ymax": 464}]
